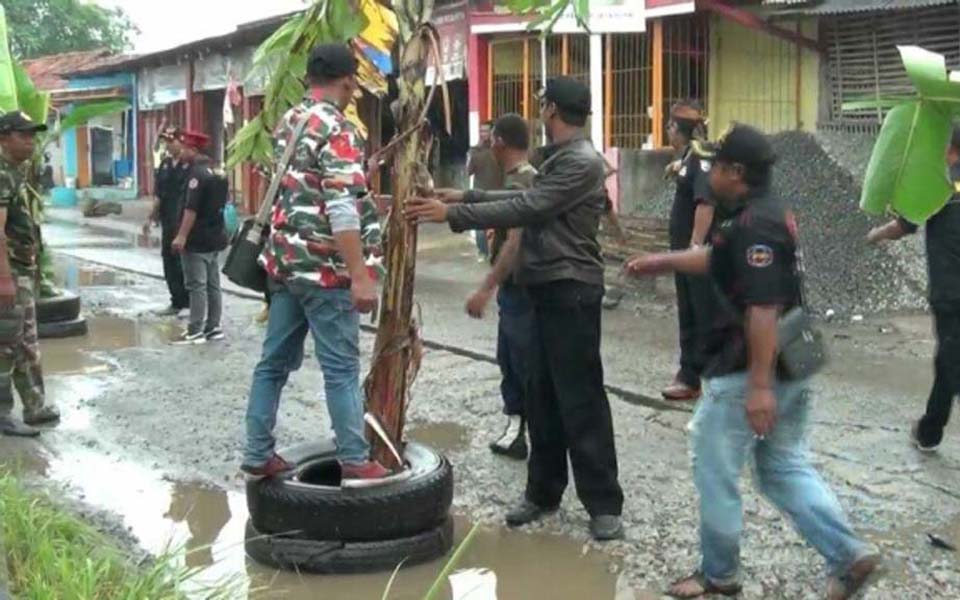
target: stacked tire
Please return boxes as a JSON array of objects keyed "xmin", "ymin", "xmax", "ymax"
[
  {"xmin": 37, "ymin": 290, "xmax": 88, "ymax": 339},
  {"xmin": 245, "ymin": 439, "xmax": 455, "ymax": 574}
]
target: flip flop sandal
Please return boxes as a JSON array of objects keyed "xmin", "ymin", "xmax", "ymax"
[{"xmin": 668, "ymin": 571, "xmax": 742, "ymax": 599}]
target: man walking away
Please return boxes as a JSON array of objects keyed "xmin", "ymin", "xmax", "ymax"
[
  {"xmin": 241, "ymin": 44, "xmax": 387, "ymax": 482},
  {"xmin": 625, "ymin": 124, "xmax": 878, "ymax": 599},
  {"xmin": 171, "ymin": 131, "xmax": 228, "ymax": 344},
  {"xmin": 663, "ymin": 101, "xmax": 717, "ymax": 401},
  {"xmin": 407, "ymin": 77, "xmax": 625, "ymax": 541},
  {"xmin": 463, "ymin": 113, "xmax": 536, "ymax": 460},
  {"xmin": 868, "ymin": 125, "xmax": 960, "ymax": 452},
  {"xmin": 466, "ymin": 120, "xmax": 503, "ymax": 260},
  {"xmin": 144, "ymin": 126, "xmax": 190, "ymax": 316},
  {"xmin": 0, "ymin": 111, "xmax": 60, "ymax": 436}
]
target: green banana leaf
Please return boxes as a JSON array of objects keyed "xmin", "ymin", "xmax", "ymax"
[
  {"xmin": 0, "ymin": 6, "xmax": 18, "ymax": 112},
  {"xmin": 860, "ymin": 46, "xmax": 960, "ymax": 223},
  {"xmin": 13, "ymin": 61, "xmax": 49, "ymax": 125},
  {"xmin": 57, "ymin": 100, "xmax": 130, "ymax": 134},
  {"xmin": 861, "ymin": 101, "xmax": 953, "ymax": 223}
]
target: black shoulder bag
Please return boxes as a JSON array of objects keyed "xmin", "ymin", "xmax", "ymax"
[{"xmin": 222, "ymin": 114, "xmax": 311, "ymax": 293}]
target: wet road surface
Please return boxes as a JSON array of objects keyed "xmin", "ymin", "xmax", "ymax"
[{"xmin": 1, "ymin": 218, "xmax": 958, "ymax": 598}]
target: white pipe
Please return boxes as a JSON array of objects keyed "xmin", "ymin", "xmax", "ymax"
[{"xmin": 589, "ymin": 33, "xmax": 604, "ymax": 151}]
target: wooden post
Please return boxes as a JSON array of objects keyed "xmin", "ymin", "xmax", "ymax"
[
  {"xmin": 795, "ymin": 21, "xmax": 802, "ymax": 130},
  {"xmin": 487, "ymin": 42, "xmax": 494, "ymax": 122},
  {"xmin": 562, "ymin": 34, "xmax": 569, "ymax": 75},
  {"xmin": 522, "ymin": 37, "xmax": 530, "ymax": 119},
  {"xmin": 652, "ymin": 20, "xmax": 664, "ymax": 148}
]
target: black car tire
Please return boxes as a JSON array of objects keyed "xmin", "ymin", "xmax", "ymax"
[
  {"xmin": 245, "ymin": 516, "xmax": 453, "ymax": 574},
  {"xmin": 38, "ymin": 317, "xmax": 88, "ymax": 339},
  {"xmin": 246, "ymin": 440, "xmax": 453, "ymax": 542},
  {"xmin": 36, "ymin": 291, "xmax": 81, "ymax": 324}
]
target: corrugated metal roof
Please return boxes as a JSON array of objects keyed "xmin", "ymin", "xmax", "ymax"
[
  {"xmin": 766, "ymin": 0, "xmax": 958, "ymax": 15},
  {"xmin": 21, "ymin": 50, "xmax": 130, "ymax": 91}
]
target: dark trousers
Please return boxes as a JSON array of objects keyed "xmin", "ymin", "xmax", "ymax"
[
  {"xmin": 674, "ymin": 273, "xmax": 714, "ymax": 388},
  {"xmin": 497, "ymin": 286, "xmax": 533, "ymax": 416},
  {"xmin": 917, "ymin": 307, "xmax": 960, "ymax": 446},
  {"xmin": 524, "ymin": 280, "xmax": 623, "ymax": 517},
  {"xmin": 161, "ymin": 229, "xmax": 189, "ymax": 309}
]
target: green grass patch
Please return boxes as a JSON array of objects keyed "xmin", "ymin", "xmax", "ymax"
[{"xmin": 0, "ymin": 472, "xmax": 237, "ymax": 599}]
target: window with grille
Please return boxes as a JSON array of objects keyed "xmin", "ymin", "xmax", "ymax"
[{"xmin": 823, "ymin": 3, "xmax": 960, "ymax": 133}]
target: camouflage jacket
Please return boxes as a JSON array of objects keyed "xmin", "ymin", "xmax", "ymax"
[
  {"xmin": 259, "ymin": 90, "xmax": 382, "ymax": 287},
  {"xmin": 0, "ymin": 154, "xmax": 37, "ymax": 273}
]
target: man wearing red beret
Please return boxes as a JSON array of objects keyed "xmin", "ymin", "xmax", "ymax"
[{"xmin": 171, "ymin": 130, "xmax": 229, "ymax": 344}]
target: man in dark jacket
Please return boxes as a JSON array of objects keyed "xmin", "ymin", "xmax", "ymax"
[
  {"xmin": 407, "ymin": 77, "xmax": 624, "ymax": 542},
  {"xmin": 144, "ymin": 127, "xmax": 190, "ymax": 316}
]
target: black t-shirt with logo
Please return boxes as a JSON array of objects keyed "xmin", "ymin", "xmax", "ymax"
[
  {"xmin": 183, "ymin": 158, "xmax": 228, "ymax": 254},
  {"xmin": 669, "ymin": 147, "xmax": 712, "ymax": 250},
  {"xmin": 154, "ymin": 157, "xmax": 191, "ymax": 231},
  {"xmin": 703, "ymin": 190, "xmax": 803, "ymax": 377},
  {"xmin": 898, "ymin": 163, "xmax": 960, "ymax": 310}
]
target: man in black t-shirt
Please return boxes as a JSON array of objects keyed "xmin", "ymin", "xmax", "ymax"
[
  {"xmin": 868, "ymin": 126, "xmax": 960, "ymax": 452},
  {"xmin": 626, "ymin": 124, "xmax": 877, "ymax": 600},
  {"xmin": 171, "ymin": 130, "xmax": 228, "ymax": 345},
  {"xmin": 663, "ymin": 101, "xmax": 719, "ymax": 401}
]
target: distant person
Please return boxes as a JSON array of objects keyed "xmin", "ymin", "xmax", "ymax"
[
  {"xmin": 662, "ymin": 100, "xmax": 718, "ymax": 402},
  {"xmin": 464, "ymin": 113, "xmax": 537, "ymax": 460},
  {"xmin": 407, "ymin": 77, "xmax": 625, "ymax": 542},
  {"xmin": 625, "ymin": 124, "xmax": 878, "ymax": 600},
  {"xmin": 144, "ymin": 126, "xmax": 190, "ymax": 317},
  {"xmin": 241, "ymin": 44, "xmax": 386, "ymax": 481},
  {"xmin": 466, "ymin": 120, "xmax": 503, "ymax": 260},
  {"xmin": 0, "ymin": 111, "xmax": 60, "ymax": 436},
  {"xmin": 868, "ymin": 125, "xmax": 960, "ymax": 452},
  {"xmin": 171, "ymin": 130, "xmax": 228, "ymax": 345}
]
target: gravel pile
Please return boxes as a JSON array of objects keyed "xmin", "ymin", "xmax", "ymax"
[{"xmin": 770, "ymin": 131, "xmax": 927, "ymax": 315}]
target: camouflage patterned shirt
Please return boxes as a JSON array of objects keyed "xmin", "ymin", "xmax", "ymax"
[
  {"xmin": 259, "ymin": 90, "xmax": 382, "ymax": 287},
  {"xmin": 0, "ymin": 154, "xmax": 37, "ymax": 273}
]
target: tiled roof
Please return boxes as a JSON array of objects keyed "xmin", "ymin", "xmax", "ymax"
[{"xmin": 21, "ymin": 50, "xmax": 134, "ymax": 91}]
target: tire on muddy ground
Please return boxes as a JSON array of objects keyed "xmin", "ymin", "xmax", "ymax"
[
  {"xmin": 37, "ymin": 291, "xmax": 81, "ymax": 324},
  {"xmin": 246, "ymin": 440, "xmax": 453, "ymax": 542},
  {"xmin": 38, "ymin": 316, "xmax": 88, "ymax": 339},
  {"xmin": 244, "ymin": 516, "xmax": 454, "ymax": 574}
]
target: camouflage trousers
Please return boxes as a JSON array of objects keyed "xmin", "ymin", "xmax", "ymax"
[{"xmin": 0, "ymin": 271, "xmax": 45, "ymax": 417}]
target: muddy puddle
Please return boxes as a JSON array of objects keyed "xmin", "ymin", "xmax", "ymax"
[
  {"xmin": 41, "ymin": 316, "xmax": 178, "ymax": 375},
  {"xmin": 407, "ymin": 422, "xmax": 470, "ymax": 453},
  {"xmin": 1, "ymin": 438, "xmax": 631, "ymax": 599}
]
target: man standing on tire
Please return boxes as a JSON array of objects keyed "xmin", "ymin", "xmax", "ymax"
[
  {"xmin": 171, "ymin": 131, "xmax": 228, "ymax": 344},
  {"xmin": 406, "ymin": 77, "xmax": 625, "ymax": 541},
  {"xmin": 464, "ymin": 113, "xmax": 536, "ymax": 460},
  {"xmin": 144, "ymin": 127, "xmax": 190, "ymax": 317},
  {"xmin": 241, "ymin": 44, "xmax": 387, "ymax": 481},
  {"xmin": 0, "ymin": 111, "xmax": 60, "ymax": 436},
  {"xmin": 867, "ymin": 126, "xmax": 960, "ymax": 453},
  {"xmin": 624, "ymin": 124, "xmax": 877, "ymax": 599},
  {"xmin": 663, "ymin": 101, "xmax": 717, "ymax": 402}
]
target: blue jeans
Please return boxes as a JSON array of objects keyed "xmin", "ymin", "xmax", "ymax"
[
  {"xmin": 497, "ymin": 285, "xmax": 533, "ymax": 416},
  {"xmin": 244, "ymin": 281, "xmax": 369, "ymax": 466},
  {"xmin": 690, "ymin": 372, "xmax": 870, "ymax": 586}
]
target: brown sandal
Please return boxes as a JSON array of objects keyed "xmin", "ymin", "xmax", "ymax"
[
  {"xmin": 827, "ymin": 554, "xmax": 882, "ymax": 600},
  {"xmin": 668, "ymin": 571, "xmax": 742, "ymax": 598}
]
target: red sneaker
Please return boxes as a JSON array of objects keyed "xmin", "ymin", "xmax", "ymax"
[
  {"xmin": 340, "ymin": 460, "xmax": 390, "ymax": 482},
  {"xmin": 241, "ymin": 454, "xmax": 294, "ymax": 478}
]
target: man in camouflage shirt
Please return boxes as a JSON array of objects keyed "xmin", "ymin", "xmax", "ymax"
[
  {"xmin": 462, "ymin": 113, "xmax": 537, "ymax": 460},
  {"xmin": 0, "ymin": 111, "xmax": 60, "ymax": 437},
  {"xmin": 242, "ymin": 44, "xmax": 386, "ymax": 480}
]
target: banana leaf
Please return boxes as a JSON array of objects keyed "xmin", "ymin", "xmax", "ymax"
[
  {"xmin": 861, "ymin": 101, "xmax": 953, "ymax": 223},
  {"xmin": 860, "ymin": 46, "xmax": 960, "ymax": 223},
  {"xmin": 0, "ymin": 6, "xmax": 18, "ymax": 112},
  {"xmin": 58, "ymin": 100, "xmax": 131, "ymax": 134},
  {"xmin": 13, "ymin": 61, "xmax": 48, "ymax": 125}
]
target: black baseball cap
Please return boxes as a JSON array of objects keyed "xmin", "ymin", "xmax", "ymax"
[
  {"xmin": 713, "ymin": 123, "xmax": 776, "ymax": 168},
  {"xmin": 0, "ymin": 111, "xmax": 47, "ymax": 135},
  {"xmin": 541, "ymin": 77, "xmax": 591, "ymax": 116},
  {"xmin": 307, "ymin": 43, "xmax": 358, "ymax": 80}
]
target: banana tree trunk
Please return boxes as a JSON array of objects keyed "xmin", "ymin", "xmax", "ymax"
[{"xmin": 364, "ymin": 6, "xmax": 436, "ymax": 470}]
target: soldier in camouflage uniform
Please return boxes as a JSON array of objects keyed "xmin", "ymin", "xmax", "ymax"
[
  {"xmin": 241, "ymin": 44, "xmax": 386, "ymax": 481},
  {"xmin": 0, "ymin": 111, "xmax": 60, "ymax": 437}
]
